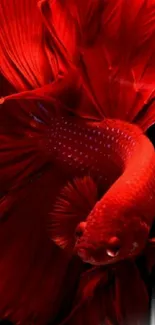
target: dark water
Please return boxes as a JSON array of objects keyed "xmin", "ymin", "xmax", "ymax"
[
  {"xmin": 0, "ymin": 321, "xmax": 13, "ymax": 325},
  {"xmin": 146, "ymin": 124, "xmax": 155, "ymax": 323}
]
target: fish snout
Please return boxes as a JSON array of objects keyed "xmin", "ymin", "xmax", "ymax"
[
  {"xmin": 76, "ymin": 245, "xmax": 98, "ymax": 264},
  {"xmin": 75, "ymin": 240, "xmax": 104, "ymax": 264},
  {"xmin": 74, "ymin": 237, "xmax": 97, "ymax": 263},
  {"xmin": 77, "ymin": 248, "xmax": 90, "ymax": 261}
]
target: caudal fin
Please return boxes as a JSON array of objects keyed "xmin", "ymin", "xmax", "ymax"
[
  {"xmin": 46, "ymin": 0, "xmax": 155, "ymax": 131},
  {"xmin": 0, "ymin": 88, "xmax": 51, "ymax": 221},
  {"xmin": 0, "ymin": 132, "xmax": 49, "ymax": 221}
]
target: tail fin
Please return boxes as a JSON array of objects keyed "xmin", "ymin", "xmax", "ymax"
[
  {"xmin": 2, "ymin": 0, "xmax": 155, "ymax": 131},
  {"xmin": 0, "ymin": 130, "xmax": 49, "ymax": 221},
  {"xmin": 0, "ymin": 83, "xmax": 51, "ymax": 220},
  {"xmin": 0, "ymin": 111, "xmax": 74, "ymax": 323},
  {"xmin": 41, "ymin": 0, "xmax": 155, "ymax": 131},
  {"xmin": 76, "ymin": 0, "xmax": 155, "ymax": 131}
]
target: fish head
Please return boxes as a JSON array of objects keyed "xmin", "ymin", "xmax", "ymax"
[{"xmin": 74, "ymin": 204, "xmax": 150, "ymax": 265}]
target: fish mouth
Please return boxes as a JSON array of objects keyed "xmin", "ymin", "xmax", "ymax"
[
  {"xmin": 77, "ymin": 248, "xmax": 97, "ymax": 265},
  {"xmin": 75, "ymin": 242, "xmax": 95, "ymax": 260}
]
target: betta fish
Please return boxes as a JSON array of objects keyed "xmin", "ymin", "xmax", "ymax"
[
  {"xmin": 47, "ymin": 115, "xmax": 155, "ymax": 266},
  {"xmin": 2, "ymin": 75, "xmax": 155, "ymax": 266},
  {"xmin": 1, "ymin": 0, "xmax": 155, "ymax": 324}
]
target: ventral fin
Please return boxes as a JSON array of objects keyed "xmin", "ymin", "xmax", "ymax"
[{"xmin": 48, "ymin": 176, "xmax": 98, "ymax": 253}]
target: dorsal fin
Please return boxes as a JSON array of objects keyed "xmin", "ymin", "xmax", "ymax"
[{"xmin": 42, "ymin": 0, "xmax": 155, "ymax": 130}]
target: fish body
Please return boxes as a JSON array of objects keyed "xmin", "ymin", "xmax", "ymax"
[
  {"xmin": 42, "ymin": 114, "xmax": 155, "ymax": 265},
  {"xmin": 1, "ymin": 73, "xmax": 155, "ymax": 269},
  {"xmin": 45, "ymin": 115, "xmax": 141, "ymax": 181}
]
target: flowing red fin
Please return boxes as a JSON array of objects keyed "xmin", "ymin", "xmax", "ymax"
[
  {"xmin": 54, "ymin": 0, "xmax": 155, "ymax": 129},
  {"xmin": 0, "ymin": 166, "xmax": 72, "ymax": 324},
  {"xmin": 0, "ymin": 70, "xmax": 84, "ymax": 119},
  {"xmin": 58, "ymin": 267, "xmax": 107, "ymax": 325},
  {"xmin": 38, "ymin": 0, "xmax": 79, "ymax": 72},
  {"xmin": 37, "ymin": 0, "xmax": 107, "ymax": 120},
  {"xmin": 0, "ymin": 135, "xmax": 49, "ymax": 221},
  {"xmin": 114, "ymin": 262, "xmax": 149, "ymax": 324},
  {"xmin": 49, "ymin": 176, "xmax": 98, "ymax": 252},
  {"xmin": 0, "ymin": 0, "xmax": 51, "ymax": 91},
  {"xmin": 77, "ymin": 267, "xmax": 107, "ymax": 301}
]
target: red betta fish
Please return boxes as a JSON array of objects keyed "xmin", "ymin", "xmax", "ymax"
[
  {"xmin": 41, "ymin": 0, "xmax": 155, "ymax": 266},
  {"xmin": 1, "ymin": 0, "xmax": 155, "ymax": 323},
  {"xmin": 47, "ymin": 114, "xmax": 155, "ymax": 266},
  {"xmin": 2, "ymin": 80, "xmax": 155, "ymax": 265}
]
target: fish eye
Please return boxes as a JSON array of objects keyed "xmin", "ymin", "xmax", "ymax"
[
  {"xmin": 106, "ymin": 247, "xmax": 120, "ymax": 257},
  {"xmin": 75, "ymin": 222, "xmax": 86, "ymax": 239},
  {"xmin": 106, "ymin": 236, "xmax": 121, "ymax": 258}
]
